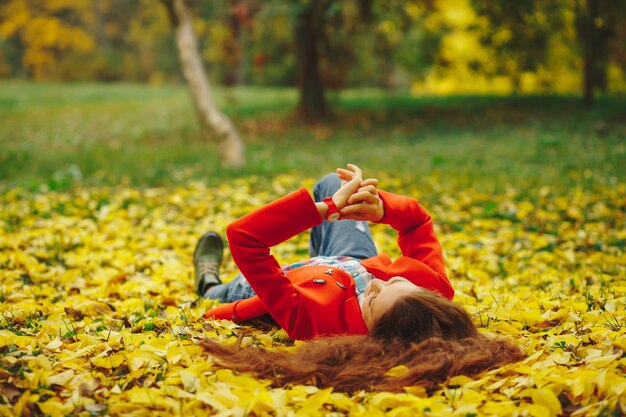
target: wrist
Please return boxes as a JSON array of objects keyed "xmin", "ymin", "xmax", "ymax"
[
  {"xmin": 372, "ymin": 200, "xmax": 386, "ymax": 223},
  {"xmin": 322, "ymin": 196, "xmax": 340, "ymax": 222}
]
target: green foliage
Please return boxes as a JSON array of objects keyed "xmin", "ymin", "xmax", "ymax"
[
  {"xmin": 0, "ymin": 82, "xmax": 625, "ymax": 192},
  {"xmin": 2, "ymin": 0, "xmax": 626, "ymax": 97}
]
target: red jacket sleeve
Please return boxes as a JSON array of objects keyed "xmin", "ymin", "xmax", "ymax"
[
  {"xmin": 225, "ymin": 188, "xmax": 323, "ymax": 330},
  {"xmin": 204, "ymin": 296, "xmax": 267, "ymax": 322},
  {"xmin": 373, "ymin": 190, "xmax": 452, "ymax": 298}
]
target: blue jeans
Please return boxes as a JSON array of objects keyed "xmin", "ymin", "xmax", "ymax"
[{"xmin": 206, "ymin": 173, "xmax": 378, "ymax": 302}]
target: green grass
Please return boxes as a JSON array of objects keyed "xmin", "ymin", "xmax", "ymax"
[{"xmin": 1, "ymin": 81, "xmax": 624, "ymax": 192}]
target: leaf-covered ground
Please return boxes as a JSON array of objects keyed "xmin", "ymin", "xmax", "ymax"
[{"xmin": 1, "ymin": 175, "xmax": 625, "ymax": 417}]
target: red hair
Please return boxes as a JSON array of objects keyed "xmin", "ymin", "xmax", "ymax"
[{"xmin": 200, "ymin": 291, "xmax": 524, "ymax": 392}]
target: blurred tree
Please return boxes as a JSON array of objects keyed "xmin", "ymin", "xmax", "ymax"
[
  {"xmin": 292, "ymin": 0, "xmax": 327, "ymax": 121},
  {"xmin": 289, "ymin": 0, "xmax": 380, "ymax": 121},
  {"xmin": 228, "ymin": 2, "xmax": 253, "ymax": 85},
  {"xmin": 374, "ymin": 1, "xmax": 438, "ymax": 88},
  {"xmin": 2, "ymin": 0, "xmax": 625, "ymax": 99},
  {"xmin": 472, "ymin": 0, "xmax": 626, "ymax": 106},
  {"xmin": 161, "ymin": 0, "xmax": 245, "ymax": 167},
  {"xmin": 247, "ymin": 5, "xmax": 294, "ymax": 86},
  {"xmin": 471, "ymin": 0, "xmax": 562, "ymax": 92},
  {"xmin": 0, "ymin": 0, "xmax": 178, "ymax": 81},
  {"xmin": 79, "ymin": 0, "xmax": 142, "ymax": 81},
  {"xmin": 0, "ymin": 0, "xmax": 95, "ymax": 79},
  {"xmin": 575, "ymin": 0, "xmax": 626, "ymax": 107}
]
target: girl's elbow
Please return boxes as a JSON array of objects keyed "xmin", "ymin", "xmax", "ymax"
[{"xmin": 226, "ymin": 222, "xmax": 243, "ymax": 246}]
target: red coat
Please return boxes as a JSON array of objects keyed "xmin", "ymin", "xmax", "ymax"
[{"xmin": 205, "ymin": 188, "xmax": 453, "ymax": 340}]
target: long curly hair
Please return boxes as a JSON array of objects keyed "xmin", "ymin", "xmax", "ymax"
[{"xmin": 200, "ymin": 291, "xmax": 524, "ymax": 392}]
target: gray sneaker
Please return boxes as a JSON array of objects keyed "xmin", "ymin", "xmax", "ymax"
[{"xmin": 193, "ymin": 232, "xmax": 224, "ymax": 296}]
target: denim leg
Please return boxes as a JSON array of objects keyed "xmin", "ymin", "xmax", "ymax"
[
  {"xmin": 205, "ymin": 173, "xmax": 378, "ymax": 301},
  {"xmin": 309, "ymin": 173, "xmax": 378, "ymax": 260},
  {"xmin": 205, "ymin": 273, "xmax": 256, "ymax": 302}
]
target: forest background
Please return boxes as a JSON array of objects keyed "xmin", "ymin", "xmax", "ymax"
[
  {"xmin": 2, "ymin": 0, "xmax": 626, "ymax": 183},
  {"xmin": 3, "ymin": 0, "xmax": 626, "ymax": 105}
]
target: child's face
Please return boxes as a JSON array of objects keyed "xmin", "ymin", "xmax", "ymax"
[{"xmin": 361, "ymin": 277, "xmax": 423, "ymax": 330}]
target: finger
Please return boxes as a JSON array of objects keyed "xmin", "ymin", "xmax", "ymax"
[
  {"xmin": 336, "ymin": 168, "xmax": 355, "ymax": 181},
  {"xmin": 357, "ymin": 184, "xmax": 377, "ymax": 195},
  {"xmin": 347, "ymin": 191, "xmax": 378, "ymax": 205},
  {"xmin": 345, "ymin": 169, "xmax": 362, "ymax": 188},
  {"xmin": 360, "ymin": 178, "xmax": 379, "ymax": 188},
  {"xmin": 337, "ymin": 172, "xmax": 358, "ymax": 189},
  {"xmin": 346, "ymin": 163, "xmax": 362, "ymax": 178},
  {"xmin": 340, "ymin": 203, "xmax": 371, "ymax": 215},
  {"xmin": 337, "ymin": 167, "xmax": 354, "ymax": 176},
  {"xmin": 337, "ymin": 214, "xmax": 363, "ymax": 221}
]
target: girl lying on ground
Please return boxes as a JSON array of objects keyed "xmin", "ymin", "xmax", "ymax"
[{"xmin": 193, "ymin": 164, "xmax": 523, "ymax": 392}]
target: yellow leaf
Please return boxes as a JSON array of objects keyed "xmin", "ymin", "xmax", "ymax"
[
  {"xmin": 0, "ymin": 332, "xmax": 32, "ymax": 348},
  {"xmin": 482, "ymin": 400, "xmax": 517, "ymax": 414},
  {"xmin": 212, "ymin": 386, "xmax": 239, "ymax": 409},
  {"xmin": 484, "ymin": 378, "xmax": 507, "ymax": 391},
  {"xmin": 387, "ymin": 406, "xmax": 413, "ymax": 417},
  {"xmin": 91, "ymin": 352, "xmax": 125, "ymax": 369},
  {"xmin": 34, "ymin": 354, "xmax": 53, "ymax": 370},
  {"xmin": 403, "ymin": 386, "xmax": 427, "ymax": 397},
  {"xmin": 447, "ymin": 375, "xmax": 474, "ymax": 386},
  {"xmin": 384, "ymin": 365, "xmax": 409, "ymax": 377},
  {"xmin": 570, "ymin": 373, "xmax": 590, "ymax": 398},
  {"xmin": 609, "ymin": 378, "xmax": 626, "ymax": 396},
  {"xmin": 302, "ymin": 387, "xmax": 333, "ymax": 410},
  {"xmin": 167, "ymin": 345, "xmax": 184, "ymax": 364},
  {"xmin": 531, "ymin": 388, "xmax": 562, "ymax": 417},
  {"xmin": 612, "ymin": 336, "xmax": 626, "ymax": 351},
  {"xmin": 255, "ymin": 333, "xmax": 274, "ymax": 348},
  {"xmin": 195, "ymin": 391, "xmax": 228, "ymax": 412},
  {"xmin": 370, "ymin": 392, "xmax": 400, "ymax": 410},
  {"xmin": 583, "ymin": 349, "xmax": 623, "ymax": 368},
  {"xmin": 328, "ymin": 392, "xmax": 357, "ymax": 412},
  {"xmin": 45, "ymin": 338, "xmax": 63, "ymax": 350},
  {"xmin": 126, "ymin": 350, "xmax": 160, "ymax": 372},
  {"xmin": 45, "ymin": 369, "xmax": 74, "ymax": 386},
  {"xmin": 12, "ymin": 390, "xmax": 31, "ymax": 417},
  {"xmin": 178, "ymin": 369, "xmax": 198, "ymax": 392},
  {"xmin": 38, "ymin": 397, "xmax": 73, "ymax": 415},
  {"xmin": 520, "ymin": 402, "xmax": 552, "ymax": 417}
]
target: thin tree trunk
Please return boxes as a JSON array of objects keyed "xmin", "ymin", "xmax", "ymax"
[
  {"xmin": 294, "ymin": 3, "xmax": 327, "ymax": 122},
  {"xmin": 162, "ymin": 0, "xmax": 245, "ymax": 167},
  {"xmin": 92, "ymin": 0, "xmax": 107, "ymax": 47},
  {"xmin": 235, "ymin": 23, "xmax": 249, "ymax": 86},
  {"xmin": 578, "ymin": 0, "xmax": 602, "ymax": 108}
]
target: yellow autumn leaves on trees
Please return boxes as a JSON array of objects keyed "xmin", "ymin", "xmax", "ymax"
[
  {"xmin": 0, "ymin": 0, "xmax": 95, "ymax": 79},
  {"xmin": 4, "ymin": 0, "xmax": 625, "ymax": 96},
  {"xmin": 0, "ymin": 175, "xmax": 625, "ymax": 416}
]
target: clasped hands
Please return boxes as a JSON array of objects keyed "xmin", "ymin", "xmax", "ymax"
[{"xmin": 331, "ymin": 163, "xmax": 384, "ymax": 222}]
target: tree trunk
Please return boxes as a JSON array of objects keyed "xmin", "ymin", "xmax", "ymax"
[
  {"xmin": 578, "ymin": 0, "xmax": 604, "ymax": 108},
  {"xmin": 294, "ymin": 3, "xmax": 327, "ymax": 122},
  {"xmin": 582, "ymin": 49, "xmax": 595, "ymax": 108},
  {"xmin": 162, "ymin": 0, "xmax": 245, "ymax": 167}
]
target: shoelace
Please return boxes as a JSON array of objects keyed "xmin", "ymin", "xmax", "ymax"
[{"xmin": 197, "ymin": 260, "xmax": 219, "ymax": 278}]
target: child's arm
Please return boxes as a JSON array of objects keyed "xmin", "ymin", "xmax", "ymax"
[
  {"xmin": 225, "ymin": 188, "xmax": 320, "ymax": 327},
  {"xmin": 339, "ymin": 175, "xmax": 452, "ymax": 299},
  {"xmin": 219, "ymin": 165, "xmax": 364, "ymax": 331},
  {"xmin": 375, "ymin": 190, "xmax": 447, "ymax": 280}
]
